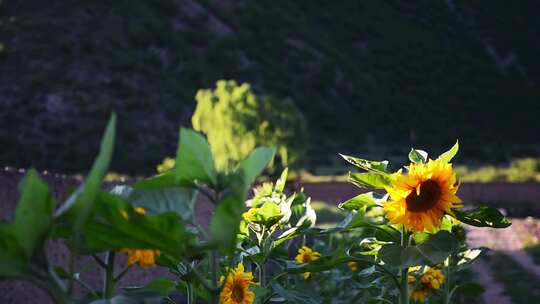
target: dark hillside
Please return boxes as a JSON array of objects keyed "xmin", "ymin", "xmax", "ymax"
[{"xmin": 1, "ymin": 0, "xmax": 539, "ymax": 173}]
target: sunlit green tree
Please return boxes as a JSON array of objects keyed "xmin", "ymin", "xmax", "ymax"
[{"xmin": 191, "ymin": 80, "xmax": 308, "ymax": 171}]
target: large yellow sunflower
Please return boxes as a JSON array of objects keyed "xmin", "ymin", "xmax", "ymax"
[
  {"xmin": 384, "ymin": 159, "xmax": 462, "ymax": 232},
  {"xmin": 295, "ymin": 246, "xmax": 321, "ymax": 279},
  {"xmin": 220, "ymin": 263, "xmax": 255, "ymax": 304}
]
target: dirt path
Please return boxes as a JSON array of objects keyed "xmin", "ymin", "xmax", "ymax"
[
  {"xmin": 467, "ymin": 221, "xmax": 540, "ymax": 279},
  {"xmin": 471, "ymin": 259, "xmax": 513, "ymax": 304}
]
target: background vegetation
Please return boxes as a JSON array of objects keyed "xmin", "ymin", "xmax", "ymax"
[{"xmin": 1, "ymin": 0, "xmax": 540, "ymax": 174}]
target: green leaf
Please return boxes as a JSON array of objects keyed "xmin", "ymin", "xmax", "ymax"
[
  {"xmin": 132, "ymin": 172, "xmax": 179, "ymax": 189},
  {"xmin": 274, "ymin": 167, "xmax": 288, "ymax": 193},
  {"xmin": 379, "ymin": 244, "xmax": 428, "ymax": 268},
  {"xmin": 338, "ymin": 192, "xmax": 378, "ymax": 211},
  {"xmin": 271, "ymin": 283, "xmax": 321, "ymax": 304},
  {"xmin": 379, "ymin": 231, "xmax": 458, "ymax": 267},
  {"xmin": 453, "ymin": 206, "xmax": 511, "ymax": 228},
  {"xmin": 57, "ymin": 114, "xmax": 116, "ymax": 229},
  {"xmin": 235, "ymin": 146, "xmax": 276, "ymax": 187},
  {"xmin": 252, "ymin": 285, "xmax": 269, "ymax": 304},
  {"xmin": 248, "ymin": 201, "xmax": 283, "ymax": 227},
  {"xmin": 208, "ymin": 173, "xmax": 247, "ymax": 252},
  {"xmin": 416, "ymin": 231, "xmax": 459, "ymax": 264},
  {"xmin": 110, "ymin": 185, "xmax": 198, "ymax": 221},
  {"xmin": 0, "ymin": 224, "xmax": 29, "ymax": 278},
  {"xmin": 408, "ymin": 149, "xmax": 428, "ymax": 164},
  {"xmin": 124, "ymin": 278, "xmax": 177, "ymax": 297},
  {"xmin": 457, "ymin": 282, "xmax": 485, "ymax": 296},
  {"xmin": 176, "ymin": 128, "xmax": 217, "ymax": 186},
  {"xmin": 349, "ymin": 172, "xmax": 393, "ymax": 189},
  {"xmin": 339, "ymin": 154, "xmax": 388, "ymax": 173},
  {"xmin": 438, "ymin": 140, "xmax": 459, "ymax": 163},
  {"xmin": 75, "ymin": 192, "xmax": 194, "ymax": 258},
  {"xmin": 13, "ymin": 170, "xmax": 56, "ymax": 259}
]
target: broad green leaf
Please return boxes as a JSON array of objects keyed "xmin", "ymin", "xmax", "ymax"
[
  {"xmin": 235, "ymin": 147, "xmax": 276, "ymax": 187},
  {"xmin": 110, "ymin": 185, "xmax": 198, "ymax": 221},
  {"xmin": 438, "ymin": 140, "xmax": 459, "ymax": 163},
  {"xmin": 275, "ymin": 220, "xmax": 312, "ymax": 246},
  {"xmin": 456, "ymin": 282, "xmax": 485, "ymax": 296},
  {"xmin": 339, "ymin": 192, "xmax": 377, "ymax": 211},
  {"xmin": 349, "ymin": 172, "xmax": 393, "ymax": 189},
  {"xmin": 271, "ymin": 283, "xmax": 320, "ymax": 304},
  {"xmin": 58, "ymin": 114, "xmax": 116, "ymax": 229},
  {"xmin": 124, "ymin": 278, "xmax": 177, "ymax": 297},
  {"xmin": 76, "ymin": 192, "xmax": 194, "ymax": 258},
  {"xmin": 274, "ymin": 167, "xmax": 288, "ymax": 193},
  {"xmin": 286, "ymin": 249, "xmax": 372, "ymax": 274},
  {"xmin": 132, "ymin": 172, "xmax": 181, "ymax": 189},
  {"xmin": 0, "ymin": 224, "xmax": 29, "ymax": 278},
  {"xmin": 416, "ymin": 231, "xmax": 459, "ymax": 264},
  {"xmin": 346, "ymin": 213, "xmax": 399, "ymax": 242},
  {"xmin": 176, "ymin": 128, "xmax": 217, "ymax": 186},
  {"xmin": 408, "ymin": 149, "xmax": 428, "ymax": 164},
  {"xmin": 13, "ymin": 170, "xmax": 56, "ymax": 259},
  {"xmin": 252, "ymin": 285, "xmax": 269, "ymax": 304},
  {"xmin": 209, "ymin": 173, "xmax": 246, "ymax": 252},
  {"xmin": 457, "ymin": 248, "xmax": 485, "ymax": 270},
  {"xmin": 339, "ymin": 154, "xmax": 388, "ymax": 173},
  {"xmin": 379, "ymin": 244, "xmax": 428, "ymax": 268},
  {"xmin": 453, "ymin": 206, "xmax": 511, "ymax": 228},
  {"xmin": 379, "ymin": 231, "xmax": 458, "ymax": 267}
]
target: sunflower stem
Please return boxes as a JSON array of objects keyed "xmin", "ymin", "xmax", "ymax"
[
  {"xmin": 399, "ymin": 226, "xmax": 409, "ymax": 304},
  {"xmin": 103, "ymin": 251, "xmax": 116, "ymax": 299},
  {"xmin": 210, "ymin": 250, "xmax": 220, "ymax": 304}
]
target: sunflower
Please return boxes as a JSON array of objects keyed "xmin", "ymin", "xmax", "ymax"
[
  {"xmin": 384, "ymin": 159, "xmax": 462, "ymax": 232},
  {"xmin": 220, "ymin": 263, "xmax": 255, "ymax": 304},
  {"xmin": 119, "ymin": 207, "xmax": 160, "ymax": 268},
  {"xmin": 295, "ymin": 246, "xmax": 321, "ymax": 279}
]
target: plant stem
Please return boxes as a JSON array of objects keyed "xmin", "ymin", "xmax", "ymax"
[
  {"xmin": 400, "ymin": 226, "xmax": 409, "ymax": 304},
  {"xmin": 209, "ymin": 250, "xmax": 220, "ymax": 304},
  {"xmin": 102, "ymin": 251, "xmax": 116, "ymax": 299},
  {"xmin": 443, "ymin": 255, "xmax": 453, "ymax": 304}
]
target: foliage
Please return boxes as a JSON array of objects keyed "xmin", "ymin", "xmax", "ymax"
[
  {"xmin": 192, "ymin": 80, "xmax": 308, "ymax": 171},
  {"xmin": 0, "ymin": 115, "xmax": 512, "ymax": 304},
  {"xmin": 456, "ymin": 158, "xmax": 540, "ymax": 182}
]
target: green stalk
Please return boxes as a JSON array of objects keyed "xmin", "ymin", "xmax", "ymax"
[
  {"xmin": 399, "ymin": 227, "xmax": 409, "ymax": 304},
  {"xmin": 103, "ymin": 251, "xmax": 116, "ymax": 299},
  {"xmin": 443, "ymin": 255, "xmax": 454, "ymax": 304},
  {"xmin": 210, "ymin": 250, "xmax": 220, "ymax": 304}
]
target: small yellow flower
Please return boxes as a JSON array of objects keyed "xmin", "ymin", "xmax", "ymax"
[
  {"xmin": 410, "ymin": 288, "xmax": 429, "ymax": 303},
  {"xmin": 119, "ymin": 207, "xmax": 160, "ymax": 268},
  {"xmin": 242, "ymin": 207, "xmax": 259, "ymax": 222},
  {"xmin": 384, "ymin": 159, "xmax": 463, "ymax": 232},
  {"xmin": 408, "ymin": 267, "xmax": 446, "ymax": 302},
  {"xmin": 121, "ymin": 249, "xmax": 160, "ymax": 268},
  {"xmin": 220, "ymin": 263, "xmax": 255, "ymax": 304},
  {"xmin": 420, "ymin": 267, "xmax": 445, "ymax": 290},
  {"xmin": 347, "ymin": 261, "xmax": 359, "ymax": 272},
  {"xmin": 295, "ymin": 246, "xmax": 321, "ymax": 279}
]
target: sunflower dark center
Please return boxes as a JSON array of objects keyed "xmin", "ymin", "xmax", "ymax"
[
  {"xmin": 232, "ymin": 283, "xmax": 244, "ymax": 302},
  {"xmin": 302, "ymin": 253, "xmax": 312, "ymax": 263},
  {"xmin": 406, "ymin": 180, "xmax": 441, "ymax": 212}
]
